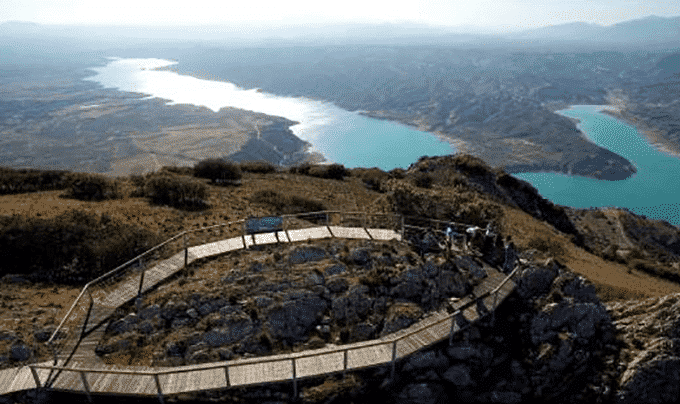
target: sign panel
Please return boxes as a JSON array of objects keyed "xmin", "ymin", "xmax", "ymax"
[{"xmin": 245, "ymin": 216, "xmax": 283, "ymax": 235}]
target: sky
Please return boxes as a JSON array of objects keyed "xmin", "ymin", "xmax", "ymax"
[{"xmin": 3, "ymin": 0, "xmax": 680, "ymax": 32}]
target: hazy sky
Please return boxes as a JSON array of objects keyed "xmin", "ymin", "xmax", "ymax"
[{"xmin": 3, "ymin": 0, "xmax": 680, "ymax": 31}]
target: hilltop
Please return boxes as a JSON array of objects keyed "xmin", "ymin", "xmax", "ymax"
[{"xmin": 1, "ymin": 154, "xmax": 680, "ymax": 403}]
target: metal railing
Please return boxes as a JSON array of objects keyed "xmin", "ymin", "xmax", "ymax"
[
  {"xmin": 38, "ymin": 212, "xmax": 515, "ymax": 403},
  {"xmin": 32, "ymin": 265, "xmax": 520, "ymax": 403}
]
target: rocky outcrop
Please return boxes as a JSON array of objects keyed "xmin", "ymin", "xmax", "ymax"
[{"xmin": 605, "ymin": 293, "xmax": 680, "ymax": 404}]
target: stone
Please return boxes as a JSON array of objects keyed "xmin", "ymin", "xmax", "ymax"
[
  {"xmin": 306, "ymin": 273, "xmax": 325, "ymax": 286},
  {"xmin": 0, "ymin": 331, "xmax": 17, "ymax": 341},
  {"xmin": 266, "ymin": 296, "xmax": 328, "ymax": 344},
  {"xmin": 217, "ymin": 347, "xmax": 234, "ymax": 360},
  {"xmin": 138, "ymin": 320, "xmax": 156, "ymax": 335},
  {"xmin": 324, "ymin": 264, "xmax": 347, "ymax": 276},
  {"xmin": 489, "ymin": 391, "xmax": 522, "ymax": 404},
  {"xmin": 327, "ymin": 278, "xmax": 349, "ymax": 294},
  {"xmin": 516, "ymin": 266, "xmax": 558, "ymax": 300},
  {"xmin": 399, "ymin": 383, "xmax": 445, "ymax": 404},
  {"xmin": 186, "ymin": 308, "xmax": 199, "ymax": 319},
  {"xmin": 109, "ymin": 319, "xmax": 132, "ymax": 335},
  {"xmin": 254, "ymin": 296, "xmax": 274, "ymax": 308},
  {"xmin": 170, "ymin": 318, "xmax": 192, "ymax": 329},
  {"xmin": 349, "ymin": 322, "xmax": 376, "ymax": 342},
  {"xmin": 197, "ymin": 298, "xmax": 228, "ymax": 316},
  {"xmin": 9, "ymin": 344, "xmax": 31, "ymax": 362},
  {"xmin": 381, "ymin": 303, "xmax": 423, "ymax": 337},
  {"xmin": 139, "ymin": 304, "xmax": 161, "ymax": 320},
  {"xmin": 443, "ymin": 365, "xmax": 474, "ymax": 387},
  {"xmin": 288, "ymin": 246, "xmax": 327, "ymax": 264},
  {"xmin": 34, "ymin": 328, "xmax": 55, "ymax": 342},
  {"xmin": 349, "ymin": 248, "xmax": 372, "ymax": 266},
  {"xmin": 403, "ymin": 351, "xmax": 450, "ymax": 372},
  {"xmin": 166, "ymin": 341, "xmax": 184, "ymax": 357},
  {"xmin": 447, "ymin": 341, "xmax": 482, "ymax": 361},
  {"xmin": 185, "ymin": 342, "xmax": 208, "ymax": 358},
  {"xmin": 204, "ymin": 313, "xmax": 255, "ymax": 347}
]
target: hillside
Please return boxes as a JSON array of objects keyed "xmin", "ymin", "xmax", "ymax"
[{"xmin": 1, "ymin": 154, "xmax": 680, "ymax": 403}]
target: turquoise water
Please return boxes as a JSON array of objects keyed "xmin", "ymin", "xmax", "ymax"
[
  {"xmin": 85, "ymin": 58, "xmax": 455, "ymax": 171},
  {"xmin": 512, "ymin": 105, "xmax": 680, "ymax": 227}
]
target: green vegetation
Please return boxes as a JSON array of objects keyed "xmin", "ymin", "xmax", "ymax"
[
  {"xmin": 0, "ymin": 210, "xmax": 160, "ymax": 284},
  {"xmin": 194, "ymin": 159, "xmax": 242, "ymax": 184},
  {"xmin": 238, "ymin": 160, "xmax": 277, "ymax": 174},
  {"xmin": 0, "ymin": 167, "xmax": 73, "ymax": 195},
  {"xmin": 289, "ymin": 163, "xmax": 348, "ymax": 180},
  {"xmin": 143, "ymin": 175, "xmax": 209, "ymax": 210},
  {"xmin": 65, "ymin": 173, "xmax": 121, "ymax": 201},
  {"xmin": 250, "ymin": 189, "xmax": 326, "ymax": 215}
]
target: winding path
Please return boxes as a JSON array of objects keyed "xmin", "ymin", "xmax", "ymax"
[{"xmin": 0, "ymin": 212, "xmax": 518, "ymax": 403}]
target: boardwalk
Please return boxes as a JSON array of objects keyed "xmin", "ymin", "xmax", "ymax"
[{"xmin": 0, "ymin": 212, "xmax": 518, "ymax": 402}]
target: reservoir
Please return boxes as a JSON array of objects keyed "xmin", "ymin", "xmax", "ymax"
[
  {"xmin": 513, "ymin": 105, "xmax": 680, "ymax": 227},
  {"xmin": 85, "ymin": 58, "xmax": 455, "ymax": 171}
]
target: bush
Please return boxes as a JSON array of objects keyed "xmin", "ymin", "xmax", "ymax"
[
  {"xmin": 250, "ymin": 190, "xmax": 326, "ymax": 215},
  {"xmin": 411, "ymin": 172, "xmax": 433, "ymax": 188},
  {"xmin": 354, "ymin": 168, "xmax": 389, "ymax": 192},
  {"xmin": 527, "ymin": 236, "xmax": 566, "ymax": 258},
  {"xmin": 65, "ymin": 173, "xmax": 121, "ymax": 201},
  {"xmin": 160, "ymin": 166, "xmax": 194, "ymax": 176},
  {"xmin": 0, "ymin": 210, "xmax": 160, "ymax": 284},
  {"xmin": 144, "ymin": 175, "xmax": 209, "ymax": 210},
  {"xmin": 0, "ymin": 167, "xmax": 73, "ymax": 195},
  {"xmin": 194, "ymin": 159, "xmax": 242, "ymax": 183},
  {"xmin": 289, "ymin": 163, "xmax": 348, "ymax": 180},
  {"xmin": 239, "ymin": 160, "xmax": 277, "ymax": 174}
]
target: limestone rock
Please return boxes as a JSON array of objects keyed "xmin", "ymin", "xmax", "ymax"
[{"xmin": 266, "ymin": 296, "xmax": 327, "ymax": 344}]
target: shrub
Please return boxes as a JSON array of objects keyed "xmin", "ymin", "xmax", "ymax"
[
  {"xmin": 527, "ymin": 236, "xmax": 566, "ymax": 258},
  {"xmin": 289, "ymin": 163, "xmax": 348, "ymax": 180},
  {"xmin": 389, "ymin": 167, "xmax": 406, "ymax": 179},
  {"xmin": 0, "ymin": 167, "xmax": 73, "ymax": 195},
  {"xmin": 160, "ymin": 166, "xmax": 194, "ymax": 176},
  {"xmin": 194, "ymin": 159, "xmax": 242, "ymax": 183},
  {"xmin": 65, "ymin": 173, "xmax": 121, "ymax": 201},
  {"xmin": 144, "ymin": 175, "xmax": 209, "ymax": 210},
  {"xmin": 354, "ymin": 168, "xmax": 389, "ymax": 192},
  {"xmin": 411, "ymin": 172, "xmax": 433, "ymax": 188},
  {"xmin": 0, "ymin": 210, "xmax": 160, "ymax": 284},
  {"xmin": 250, "ymin": 190, "xmax": 326, "ymax": 215},
  {"xmin": 239, "ymin": 160, "xmax": 277, "ymax": 174}
]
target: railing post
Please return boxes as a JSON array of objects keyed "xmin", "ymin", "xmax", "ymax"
[
  {"xmin": 343, "ymin": 349, "xmax": 348, "ymax": 376},
  {"xmin": 449, "ymin": 312, "xmax": 456, "ymax": 346},
  {"xmin": 184, "ymin": 232, "xmax": 188, "ymax": 268},
  {"xmin": 29, "ymin": 366, "xmax": 41, "ymax": 389},
  {"xmin": 292, "ymin": 359, "xmax": 298, "ymax": 399},
  {"xmin": 224, "ymin": 366, "xmax": 230, "ymax": 387},
  {"xmin": 79, "ymin": 371, "xmax": 93, "ymax": 403},
  {"xmin": 137, "ymin": 258, "xmax": 145, "ymax": 297},
  {"xmin": 154, "ymin": 374, "xmax": 165, "ymax": 404},
  {"xmin": 391, "ymin": 341, "xmax": 397, "ymax": 379}
]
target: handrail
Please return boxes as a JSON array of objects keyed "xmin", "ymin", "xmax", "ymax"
[
  {"xmin": 36, "ymin": 259, "xmax": 518, "ymax": 379},
  {"xmin": 39, "ymin": 211, "xmax": 515, "ymax": 400}
]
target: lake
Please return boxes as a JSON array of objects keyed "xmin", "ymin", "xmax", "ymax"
[
  {"xmin": 513, "ymin": 105, "xmax": 680, "ymax": 227},
  {"xmin": 84, "ymin": 57, "xmax": 455, "ymax": 171}
]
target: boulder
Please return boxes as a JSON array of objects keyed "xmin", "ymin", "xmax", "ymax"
[
  {"xmin": 454, "ymin": 256, "xmax": 486, "ymax": 279},
  {"xmin": 447, "ymin": 341, "xmax": 482, "ymax": 361},
  {"xmin": 203, "ymin": 312, "xmax": 255, "ymax": 347},
  {"xmin": 170, "ymin": 318, "xmax": 192, "ymax": 329},
  {"xmin": 403, "ymin": 351, "xmax": 450, "ymax": 373},
  {"xmin": 288, "ymin": 246, "xmax": 327, "ymax": 264},
  {"xmin": 381, "ymin": 303, "xmax": 422, "ymax": 337},
  {"xmin": 306, "ymin": 273, "xmax": 325, "ymax": 286},
  {"xmin": 324, "ymin": 264, "xmax": 347, "ymax": 276},
  {"xmin": 442, "ymin": 364, "xmax": 474, "ymax": 387},
  {"xmin": 332, "ymin": 286, "xmax": 373, "ymax": 324},
  {"xmin": 349, "ymin": 322, "xmax": 376, "ymax": 342},
  {"xmin": 254, "ymin": 295, "xmax": 274, "ymax": 308},
  {"xmin": 398, "ymin": 383, "xmax": 446, "ymax": 404},
  {"xmin": 139, "ymin": 304, "xmax": 161, "ymax": 320},
  {"xmin": 266, "ymin": 296, "xmax": 328, "ymax": 344},
  {"xmin": 9, "ymin": 344, "xmax": 31, "ymax": 362},
  {"xmin": 166, "ymin": 341, "xmax": 184, "ymax": 357},
  {"xmin": 327, "ymin": 278, "xmax": 349, "ymax": 294},
  {"xmin": 516, "ymin": 266, "xmax": 558, "ymax": 300},
  {"xmin": 197, "ymin": 298, "xmax": 228, "ymax": 317},
  {"xmin": 349, "ymin": 248, "xmax": 372, "ymax": 266}
]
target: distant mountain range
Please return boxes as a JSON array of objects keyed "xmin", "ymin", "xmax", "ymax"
[{"xmin": 1, "ymin": 15, "xmax": 679, "ymax": 46}]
